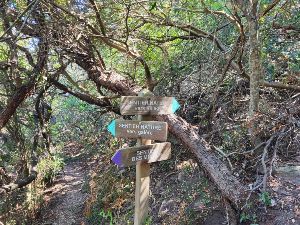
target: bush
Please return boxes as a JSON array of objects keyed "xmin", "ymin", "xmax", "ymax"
[{"xmin": 37, "ymin": 155, "xmax": 65, "ymax": 186}]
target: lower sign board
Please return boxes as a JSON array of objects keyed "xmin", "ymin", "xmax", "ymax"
[
  {"xmin": 111, "ymin": 142, "xmax": 171, "ymax": 167},
  {"xmin": 107, "ymin": 119, "xmax": 168, "ymax": 141}
]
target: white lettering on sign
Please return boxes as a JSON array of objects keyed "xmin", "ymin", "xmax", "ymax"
[
  {"xmin": 131, "ymin": 150, "xmax": 151, "ymax": 162},
  {"xmin": 127, "ymin": 130, "xmax": 136, "ymax": 134},
  {"xmin": 125, "ymin": 100, "xmax": 165, "ymax": 113},
  {"xmin": 118, "ymin": 123, "xmax": 163, "ymax": 131},
  {"xmin": 138, "ymin": 130, "xmax": 152, "ymax": 135},
  {"xmin": 127, "ymin": 100, "xmax": 164, "ymax": 106}
]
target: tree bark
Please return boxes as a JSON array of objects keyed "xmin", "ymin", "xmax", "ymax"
[
  {"xmin": 0, "ymin": 79, "xmax": 36, "ymax": 130},
  {"xmin": 247, "ymin": 1, "xmax": 262, "ymax": 144},
  {"xmin": 0, "ymin": 40, "xmax": 48, "ymax": 131},
  {"xmin": 51, "ymin": 79, "xmax": 120, "ymax": 114},
  {"xmin": 0, "ymin": 169, "xmax": 37, "ymax": 196}
]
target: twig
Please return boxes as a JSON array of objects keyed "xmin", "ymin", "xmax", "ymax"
[
  {"xmin": 0, "ymin": 0, "xmax": 39, "ymax": 41},
  {"xmin": 226, "ymin": 141, "xmax": 266, "ymax": 157},
  {"xmin": 213, "ymin": 146, "xmax": 234, "ymax": 170},
  {"xmin": 261, "ymin": 135, "xmax": 276, "ymax": 191}
]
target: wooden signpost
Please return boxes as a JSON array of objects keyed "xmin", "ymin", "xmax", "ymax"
[{"xmin": 107, "ymin": 91, "xmax": 180, "ymax": 225}]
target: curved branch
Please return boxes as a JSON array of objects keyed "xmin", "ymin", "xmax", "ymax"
[
  {"xmin": 0, "ymin": 39, "xmax": 49, "ymax": 131},
  {"xmin": 261, "ymin": 81, "xmax": 300, "ymax": 92},
  {"xmin": 260, "ymin": 0, "xmax": 282, "ymax": 18},
  {"xmin": 51, "ymin": 79, "xmax": 120, "ymax": 114},
  {"xmin": 142, "ymin": 18, "xmax": 299, "ymax": 92},
  {"xmin": 0, "ymin": 169, "xmax": 37, "ymax": 195}
]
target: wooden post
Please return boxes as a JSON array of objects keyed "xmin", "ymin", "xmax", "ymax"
[
  {"xmin": 109, "ymin": 90, "xmax": 177, "ymax": 223},
  {"xmin": 134, "ymin": 91, "xmax": 152, "ymax": 225}
]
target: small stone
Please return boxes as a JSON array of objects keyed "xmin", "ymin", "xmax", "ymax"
[
  {"xmin": 118, "ymin": 168, "xmax": 125, "ymax": 175},
  {"xmin": 158, "ymin": 199, "xmax": 177, "ymax": 217},
  {"xmin": 274, "ymin": 166, "xmax": 300, "ymax": 175},
  {"xmin": 271, "ymin": 199, "xmax": 276, "ymax": 207},
  {"xmin": 193, "ymin": 200, "xmax": 206, "ymax": 212},
  {"xmin": 155, "ymin": 181, "xmax": 162, "ymax": 189},
  {"xmin": 178, "ymin": 172, "xmax": 184, "ymax": 182}
]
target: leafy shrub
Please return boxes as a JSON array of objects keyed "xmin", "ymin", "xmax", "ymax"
[{"xmin": 37, "ymin": 155, "xmax": 65, "ymax": 186}]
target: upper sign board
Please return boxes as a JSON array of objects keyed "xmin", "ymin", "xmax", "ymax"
[
  {"xmin": 120, "ymin": 96, "xmax": 180, "ymax": 115},
  {"xmin": 107, "ymin": 119, "xmax": 168, "ymax": 141}
]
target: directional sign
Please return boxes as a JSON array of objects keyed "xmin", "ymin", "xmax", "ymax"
[
  {"xmin": 107, "ymin": 119, "xmax": 168, "ymax": 141},
  {"xmin": 111, "ymin": 142, "xmax": 171, "ymax": 167},
  {"xmin": 120, "ymin": 96, "xmax": 180, "ymax": 115}
]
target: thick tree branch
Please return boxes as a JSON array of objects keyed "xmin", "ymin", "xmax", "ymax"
[
  {"xmin": 0, "ymin": 169, "xmax": 37, "ymax": 195},
  {"xmin": 0, "ymin": 40, "xmax": 49, "ymax": 131},
  {"xmin": 51, "ymin": 79, "xmax": 120, "ymax": 114},
  {"xmin": 260, "ymin": 0, "xmax": 282, "ymax": 18},
  {"xmin": 88, "ymin": 0, "xmax": 106, "ymax": 36}
]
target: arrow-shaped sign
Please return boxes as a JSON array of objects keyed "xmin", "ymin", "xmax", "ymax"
[
  {"xmin": 120, "ymin": 96, "xmax": 180, "ymax": 115},
  {"xmin": 111, "ymin": 142, "xmax": 171, "ymax": 167},
  {"xmin": 107, "ymin": 119, "xmax": 116, "ymax": 136},
  {"xmin": 107, "ymin": 119, "xmax": 168, "ymax": 141}
]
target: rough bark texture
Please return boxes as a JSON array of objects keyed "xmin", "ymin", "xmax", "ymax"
[
  {"xmin": 0, "ymin": 81, "xmax": 35, "ymax": 130},
  {"xmin": 73, "ymin": 51, "xmax": 141, "ymax": 96},
  {"xmin": 51, "ymin": 79, "xmax": 120, "ymax": 114},
  {"xmin": 0, "ymin": 169, "xmax": 37, "ymax": 196},
  {"xmin": 247, "ymin": 1, "xmax": 262, "ymax": 143},
  {"xmin": 248, "ymin": 18, "xmax": 261, "ymax": 118},
  {"xmin": 0, "ymin": 39, "xmax": 48, "ymax": 131}
]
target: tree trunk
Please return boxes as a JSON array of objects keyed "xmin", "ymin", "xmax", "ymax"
[{"xmin": 247, "ymin": 1, "xmax": 262, "ymax": 144}]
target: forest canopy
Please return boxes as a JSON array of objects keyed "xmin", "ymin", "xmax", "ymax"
[{"xmin": 0, "ymin": 0, "xmax": 299, "ymax": 224}]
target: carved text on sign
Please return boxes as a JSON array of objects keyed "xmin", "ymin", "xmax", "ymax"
[{"xmin": 120, "ymin": 97, "xmax": 180, "ymax": 115}]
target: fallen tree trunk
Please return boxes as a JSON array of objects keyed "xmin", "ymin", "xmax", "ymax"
[
  {"xmin": 72, "ymin": 50, "xmax": 248, "ymax": 210},
  {"xmin": 156, "ymin": 115, "xmax": 247, "ymax": 209}
]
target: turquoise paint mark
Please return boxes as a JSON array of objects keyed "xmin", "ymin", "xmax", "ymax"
[
  {"xmin": 172, "ymin": 98, "xmax": 180, "ymax": 113},
  {"xmin": 107, "ymin": 120, "xmax": 116, "ymax": 136}
]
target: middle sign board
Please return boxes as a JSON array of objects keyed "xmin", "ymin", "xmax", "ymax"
[{"xmin": 107, "ymin": 119, "xmax": 168, "ymax": 141}]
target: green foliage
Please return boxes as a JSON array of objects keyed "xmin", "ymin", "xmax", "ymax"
[
  {"xmin": 88, "ymin": 209, "xmax": 114, "ymax": 225},
  {"xmin": 240, "ymin": 211, "xmax": 257, "ymax": 224},
  {"xmin": 37, "ymin": 155, "xmax": 65, "ymax": 186},
  {"xmin": 259, "ymin": 191, "xmax": 272, "ymax": 206},
  {"xmin": 143, "ymin": 216, "xmax": 153, "ymax": 225}
]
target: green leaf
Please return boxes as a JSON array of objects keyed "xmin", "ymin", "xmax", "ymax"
[{"xmin": 149, "ymin": 2, "xmax": 157, "ymax": 11}]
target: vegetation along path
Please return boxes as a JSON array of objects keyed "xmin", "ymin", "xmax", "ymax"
[{"xmin": 34, "ymin": 147, "xmax": 89, "ymax": 225}]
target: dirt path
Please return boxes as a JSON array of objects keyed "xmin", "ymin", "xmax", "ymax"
[{"xmin": 34, "ymin": 160, "xmax": 88, "ymax": 225}]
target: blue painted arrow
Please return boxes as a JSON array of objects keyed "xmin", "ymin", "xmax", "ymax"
[
  {"xmin": 111, "ymin": 150, "xmax": 122, "ymax": 166},
  {"xmin": 107, "ymin": 120, "xmax": 116, "ymax": 136},
  {"xmin": 172, "ymin": 98, "xmax": 180, "ymax": 113}
]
